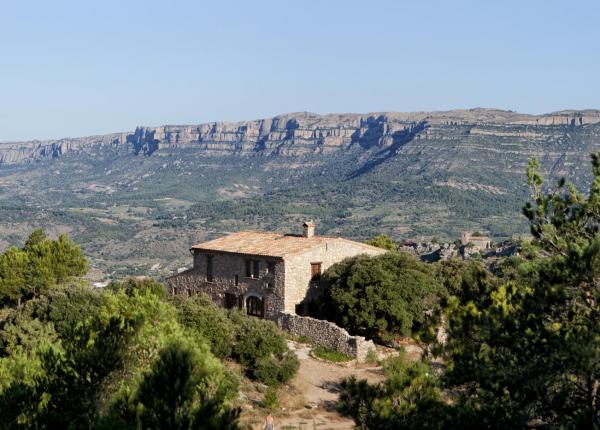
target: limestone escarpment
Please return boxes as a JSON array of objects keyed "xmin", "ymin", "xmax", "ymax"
[
  {"xmin": 1, "ymin": 108, "xmax": 599, "ymax": 165},
  {"xmin": 0, "ymin": 133, "xmax": 128, "ymax": 165}
]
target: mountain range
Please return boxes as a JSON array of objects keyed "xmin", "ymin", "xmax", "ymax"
[{"xmin": 1, "ymin": 108, "xmax": 599, "ymax": 280}]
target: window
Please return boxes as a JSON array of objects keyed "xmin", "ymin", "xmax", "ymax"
[
  {"xmin": 267, "ymin": 261, "xmax": 276, "ymax": 275},
  {"xmin": 224, "ymin": 293, "xmax": 237, "ymax": 309},
  {"xmin": 235, "ymin": 274, "xmax": 239, "ymax": 286},
  {"xmin": 245, "ymin": 259, "xmax": 260, "ymax": 278},
  {"xmin": 253, "ymin": 260, "xmax": 260, "ymax": 278},
  {"xmin": 206, "ymin": 255, "xmax": 214, "ymax": 282},
  {"xmin": 311, "ymin": 262, "xmax": 322, "ymax": 279},
  {"xmin": 246, "ymin": 296, "xmax": 264, "ymax": 318}
]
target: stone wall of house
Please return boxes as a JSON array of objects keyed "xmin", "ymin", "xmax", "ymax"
[
  {"xmin": 167, "ymin": 250, "xmax": 285, "ymax": 320},
  {"xmin": 277, "ymin": 312, "xmax": 376, "ymax": 361},
  {"xmin": 283, "ymin": 239, "xmax": 385, "ymax": 313}
]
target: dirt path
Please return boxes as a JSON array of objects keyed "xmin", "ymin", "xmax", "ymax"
[{"xmin": 273, "ymin": 342, "xmax": 384, "ymax": 430}]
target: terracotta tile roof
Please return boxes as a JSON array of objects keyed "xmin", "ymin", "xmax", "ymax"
[{"xmin": 191, "ymin": 231, "xmax": 384, "ymax": 258}]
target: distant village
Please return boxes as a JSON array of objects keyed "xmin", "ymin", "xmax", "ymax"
[{"xmin": 402, "ymin": 230, "xmax": 524, "ymax": 262}]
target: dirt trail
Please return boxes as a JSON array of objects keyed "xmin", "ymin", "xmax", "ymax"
[{"xmin": 273, "ymin": 342, "xmax": 384, "ymax": 430}]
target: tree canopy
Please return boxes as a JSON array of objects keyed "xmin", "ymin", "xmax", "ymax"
[
  {"xmin": 0, "ymin": 230, "xmax": 87, "ymax": 307},
  {"xmin": 319, "ymin": 252, "xmax": 443, "ymax": 339}
]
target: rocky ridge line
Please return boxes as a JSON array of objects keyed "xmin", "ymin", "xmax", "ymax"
[{"xmin": 1, "ymin": 108, "xmax": 599, "ymax": 165}]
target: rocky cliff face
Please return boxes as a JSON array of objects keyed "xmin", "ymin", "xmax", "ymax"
[
  {"xmin": 1, "ymin": 108, "xmax": 600, "ymax": 165},
  {"xmin": 0, "ymin": 133, "xmax": 128, "ymax": 165}
]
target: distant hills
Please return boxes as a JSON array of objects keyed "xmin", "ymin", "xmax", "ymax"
[{"xmin": 1, "ymin": 108, "xmax": 599, "ymax": 279}]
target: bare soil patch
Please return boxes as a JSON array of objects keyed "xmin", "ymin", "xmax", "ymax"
[{"xmin": 239, "ymin": 342, "xmax": 385, "ymax": 430}]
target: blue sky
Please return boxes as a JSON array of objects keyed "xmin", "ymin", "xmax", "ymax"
[{"xmin": 1, "ymin": 0, "xmax": 598, "ymax": 141}]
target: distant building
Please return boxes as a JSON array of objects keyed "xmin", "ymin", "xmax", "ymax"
[
  {"xmin": 167, "ymin": 221, "xmax": 385, "ymax": 320},
  {"xmin": 461, "ymin": 231, "xmax": 492, "ymax": 251}
]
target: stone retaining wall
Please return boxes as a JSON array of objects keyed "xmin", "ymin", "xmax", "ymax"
[{"xmin": 277, "ymin": 312, "xmax": 376, "ymax": 361}]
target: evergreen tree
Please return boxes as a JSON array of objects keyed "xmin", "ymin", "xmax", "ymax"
[{"xmin": 0, "ymin": 248, "xmax": 29, "ymax": 307}]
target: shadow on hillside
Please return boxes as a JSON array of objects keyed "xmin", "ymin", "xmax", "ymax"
[{"xmin": 347, "ymin": 120, "xmax": 429, "ymax": 179}]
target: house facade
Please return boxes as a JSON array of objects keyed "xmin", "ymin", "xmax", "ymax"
[
  {"xmin": 461, "ymin": 231, "xmax": 492, "ymax": 251},
  {"xmin": 167, "ymin": 221, "xmax": 385, "ymax": 321}
]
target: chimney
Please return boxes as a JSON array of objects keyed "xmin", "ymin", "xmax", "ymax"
[{"xmin": 303, "ymin": 220, "xmax": 316, "ymax": 238}]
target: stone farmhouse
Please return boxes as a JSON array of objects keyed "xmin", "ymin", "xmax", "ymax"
[
  {"xmin": 461, "ymin": 231, "xmax": 492, "ymax": 251},
  {"xmin": 167, "ymin": 221, "xmax": 385, "ymax": 321}
]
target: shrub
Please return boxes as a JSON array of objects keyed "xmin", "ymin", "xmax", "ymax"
[
  {"xmin": 107, "ymin": 277, "xmax": 166, "ymax": 298},
  {"xmin": 171, "ymin": 294, "xmax": 236, "ymax": 359},
  {"xmin": 262, "ymin": 387, "xmax": 279, "ymax": 411},
  {"xmin": 112, "ymin": 340, "xmax": 240, "ymax": 430},
  {"xmin": 254, "ymin": 352, "xmax": 300, "ymax": 386},
  {"xmin": 319, "ymin": 252, "xmax": 443, "ymax": 339},
  {"xmin": 365, "ymin": 235, "xmax": 398, "ymax": 251},
  {"xmin": 228, "ymin": 311, "xmax": 299, "ymax": 385},
  {"xmin": 338, "ymin": 354, "xmax": 446, "ymax": 429},
  {"xmin": 228, "ymin": 311, "xmax": 287, "ymax": 367}
]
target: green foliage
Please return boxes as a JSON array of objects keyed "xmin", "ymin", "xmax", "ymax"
[
  {"xmin": 113, "ymin": 340, "xmax": 239, "ymax": 430},
  {"xmin": 228, "ymin": 311, "xmax": 298, "ymax": 385},
  {"xmin": 262, "ymin": 387, "xmax": 279, "ymax": 411},
  {"xmin": 440, "ymin": 154, "xmax": 600, "ymax": 428},
  {"xmin": 0, "ymin": 248, "xmax": 29, "ymax": 306},
  {"xmin": 311, "ymin": 346, "xmax": 353, "ymax": 363},
  {"xmin": 319, "ymin": 252, "xmax": 443, "ymax": 339},
  {"xmin": 254, "ymin": 352, "xmax": 299, "ymax": 386},
  {"xmin": 435, "ymin": 258, "xmax": 496, "ymax": 305},
  {"xmin": 107, "ymin": 276, "xmax": 166, "ymax": 298},
  {"xmin": 338, "ymin": 354, "xmax": 446, "ymax": 430},
  {"xmin": 365, "ymin": 235, "xmax": 398, "ymax": 251},
  {"xmin": 0, "ymin": 289, "xmax": 141, "ymax": 428},
  {"xmin": 0, "ymin": 230, "xmax": 87, "ymax": 306},
  {"xmin": 170, "ymin": 294, "xmax": 236, "ymax": 359},
  {"xmin": 0, "ymin": 233, "xmax": 242, "ymax": 429},
  {"xmin": 170, "ymin": 299, "xmax": 300, "ymax": 386}
]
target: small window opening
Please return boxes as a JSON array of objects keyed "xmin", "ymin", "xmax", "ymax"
[
  {"xmin": 311, "ymin": 262, "xmax": 322, "ymax": 279},
  {"xmin": 206, "ymin": 255, "xmax": 214, "ymax": 282}
]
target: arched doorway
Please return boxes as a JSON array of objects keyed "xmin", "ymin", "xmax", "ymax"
[{"xmin": 246, "ymin": 295, "xmax": 264, "ymax": 318}]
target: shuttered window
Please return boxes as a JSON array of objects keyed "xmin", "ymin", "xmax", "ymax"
[{"xmin": 311, "ymin": 262, "xmax": 322, "ymax": 279}]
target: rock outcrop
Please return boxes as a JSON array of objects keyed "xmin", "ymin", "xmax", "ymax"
[{"xmin": 1, "ymin": 108, "xmax": 600, "ymax": 165}]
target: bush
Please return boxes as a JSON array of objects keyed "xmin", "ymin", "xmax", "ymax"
[
  {"xmin": 338, "ymin": 354, "xmax": 446, "ymax": 429},
  {"xmin": 228, "ymin": 311, "xmax": 299, "ymax": 385},
  {"xmin": 262, "ymin": 387, "xmax": 279, "ymax": 411},
  {"xmin": 107, "ymin": 277, "xmax": 166, "ymax": 299},
  {"xmin": 112, "ymin": 340, "xmax": 240, "ymax": 430},
  {"xmin": 228, "ymin": 311, "xmax": 287, "ymax": 367},
  {"xmin": 319, "ymin": 252, "xmax": 443, "ymax": 339},
  {"xmin": 365, "ymin": 235, "xmax": 398, "ymax": 251},
  {"xmin": 254, "ymin": 352, "xmax": 300, "ymax": 386},
  {"xmin": 171, "ymin": 294, "xmax": 236, "ymax": 359}
]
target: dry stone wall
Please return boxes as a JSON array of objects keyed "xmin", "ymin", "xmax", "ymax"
[{"xmin": 277, "ymin": 312, "xmax": 376, "ymax": 361}]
